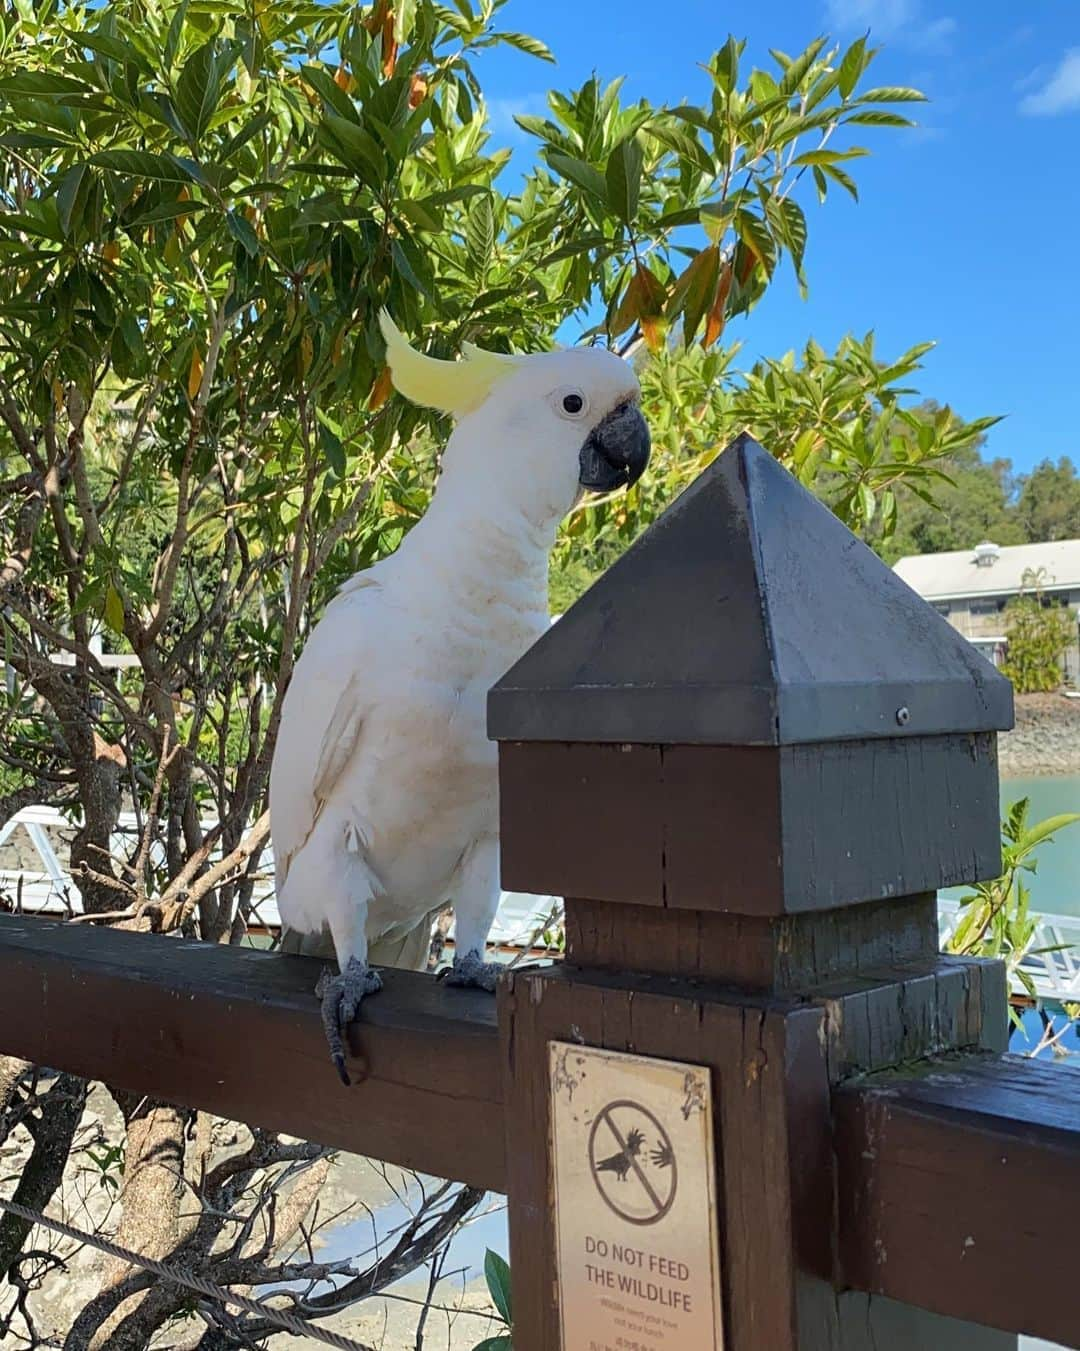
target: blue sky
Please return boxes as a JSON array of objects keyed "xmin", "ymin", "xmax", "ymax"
[{"xmin": 473, "ymin": 0, "xmax": 1080, "ymax": 475}]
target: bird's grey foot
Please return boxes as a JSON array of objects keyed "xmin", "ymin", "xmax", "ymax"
[
  {"xmin": 316, "ymin": 958, "xmax": 382, "ymax": 1086},
  {"xmin": 439, "ymin": 949, "xmax": 502, "ymax": 993}
]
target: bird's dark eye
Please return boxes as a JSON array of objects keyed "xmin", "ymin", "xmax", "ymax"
[{"xmin": 554, "ymin": 385, "xmax": 588, "ymax": 419}]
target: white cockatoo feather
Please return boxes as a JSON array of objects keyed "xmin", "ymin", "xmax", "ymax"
[{"xmin": 270, "ymin": 323, "xmax": 644, "ymax": 979}]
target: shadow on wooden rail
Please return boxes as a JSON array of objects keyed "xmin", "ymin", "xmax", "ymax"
[
  {"xmin": 3, "ymin": 912, "xmax": 1080, "ymax": 1346},
  {"xmin": 0, "ymin": 913, "xmax": 505, "ymax": 1192},
  {"xmin": 836, "ymin": 1054, "xmax": 1080, "ymax": 1350}
]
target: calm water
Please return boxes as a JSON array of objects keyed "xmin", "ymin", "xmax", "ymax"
[{"xmin": 997, "ymin": 772, "xmax": 1080, "ymax": 917}]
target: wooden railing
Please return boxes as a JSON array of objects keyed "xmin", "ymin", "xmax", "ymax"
[{"xmin": 2, "ymin": 435, "xmax": 1079, "ymax": 1351}]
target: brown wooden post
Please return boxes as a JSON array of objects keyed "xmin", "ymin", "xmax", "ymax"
[{"xmin": 490, "ymin": 436, "xmax": 1017, "ymax": 1351}]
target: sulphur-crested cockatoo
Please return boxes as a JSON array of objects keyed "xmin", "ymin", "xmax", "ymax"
[{"xmin": 270, "ymin": 312, "xmax": 650, "ymax": 1082}]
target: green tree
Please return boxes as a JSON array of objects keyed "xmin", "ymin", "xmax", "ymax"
[
  {"xmin": 1001, "ymin": 574, "xmax": 1075, "ymax": 693},
  {"xmin": 880, "ymin": 433, "xmax": 1024, "ymax": 565},
  {"xmin": 1016, "ymin": 457, "xmax": 1080, "ymax": 543}
]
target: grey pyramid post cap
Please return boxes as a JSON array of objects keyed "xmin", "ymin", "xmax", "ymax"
[{"xmin": 489, "ymin": 434, "xmax": 1014, "ymax": 746}]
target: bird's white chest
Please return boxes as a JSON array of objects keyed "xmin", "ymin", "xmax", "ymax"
[
  {"xmin": 346, "ymin": 667, "xmax": 499, "ymax": 903},
  {"xmin": 374, "ymin": 676, "xmax": 495, "ymax": 811},
  {"xmin": 306, "ymin": 580, "xmax": 547, "ymax": 934}
]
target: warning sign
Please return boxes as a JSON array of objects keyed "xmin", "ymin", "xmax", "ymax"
[{"xmin": 550, "ymin": 1043, "xmax": 724, "ymax": 1351}]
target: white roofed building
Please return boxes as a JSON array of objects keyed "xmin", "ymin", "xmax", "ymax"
[{"xmin": 893, "ymin": 539, "xmax": 1080, "ymax": 685}]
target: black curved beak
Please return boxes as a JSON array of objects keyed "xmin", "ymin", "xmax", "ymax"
[{"xmin": 578, "ymin": 401, "xmax": 651, "ymax": 494}]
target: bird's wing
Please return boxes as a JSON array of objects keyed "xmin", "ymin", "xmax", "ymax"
[{"xmin": 270, "ymin": 580, "xmax": 379, "ymax": 890}]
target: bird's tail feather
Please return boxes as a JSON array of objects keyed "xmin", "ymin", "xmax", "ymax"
[
  {"xmin": 276, "ymin": 811, "xmax": 379, "ymax": 940},
  {"xmin": 368, "ymin": 910, "xmax": 442, "ymax": 971}
]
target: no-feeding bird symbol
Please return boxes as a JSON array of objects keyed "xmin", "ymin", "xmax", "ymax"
[{"xmin": 587, "ymin": 1099, "xmax": 678, "ymax": 1226}]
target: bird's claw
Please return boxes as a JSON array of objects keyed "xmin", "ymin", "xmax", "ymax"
[
  {"xmin": 439, "ymin": 949, "xmax": 502, "ymax": 993},
  {"xmin": 317, "ymin": 958, "xmax": 382, "ymax": 1086}
]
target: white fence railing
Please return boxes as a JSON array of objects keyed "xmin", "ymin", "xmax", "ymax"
[
  {"xmin": 938, "ymin": 897, "xmax": 1080, "ymax": 1005},
  {"xmin": 4, "ymin": 807, "xmax": 1079, "ymax": 1003}
]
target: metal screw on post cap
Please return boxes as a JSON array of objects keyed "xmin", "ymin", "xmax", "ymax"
[{"xmin": 895, "ymin": 706, "xmax": 911, "ymax": 727}]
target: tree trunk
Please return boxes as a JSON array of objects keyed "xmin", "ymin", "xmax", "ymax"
[
  {"xmin": 90, "ymin": 1100, "xmax": 188, "ymax": 1349},
  {"xmin": 0, "ymin": 1073, "xmax": 88, "ymax": 1280},
  {"xmin": 70, "ymin": 734, "xmax": 126, "ymax": 915}
]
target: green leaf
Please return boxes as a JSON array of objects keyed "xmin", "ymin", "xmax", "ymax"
[
  {"xmin": 541, "ymin": 233, "xmax": 609, "ymax": 263},
  {"xmin": 392, "ymin": 237, "xmax": 433, "ymax": 298},
  {"xmin": 605, "ymin": 135, "xmax": 642, "ymax": 225},
  {"xmin": 85, "ymin": 271, "xmax": 117, "ymax": 331},
  {"xmin": 89, "ymin": 151, "xmax": 197, "ymax": 183},
  {"xmin": 789, "ymin": 148, "xmax": 868, "ymax": 167},
  {"xmin": 118, "ymin": 313, "xmax": 147, "ymax": 365},
  {"xmin": 420, "ymin": 184, "xmax": 488, "ymax": 207},
  {"xmin": 397, "ymin": 199, "xmax": 442, "ymax": 232},
  {"xmin": 300, "ymin": 64, "xmax": 359, "ymax": 123},
  {"xmin": 0, "ymin": 132, "xmax": 74, "ymax": 151},
  {"xmin": 103, "ymin": 584, "xmax": 125, "ymax": 636},
  {"xmin": 175, "ymin": 40, "xmax": 224, "ymax": 142},
  {"xmin": 735, "ymin": 210, "xmax": 776, "ymax": 277},
  {"xmin": 648, "ymin": 123, "xmax": 713, "ymax": 176},
  {"xmin": 711, "ymin": 36, "xmax": 741, "ymax": 96},
  {"xmin": 1018, "ymin": 813, "xmax": 1080, "ymax": 855},
  {"xmin": 220, "ymin": 109, "xmax": 273, "ymax": 160},
  {"xmin": 0, "ymin": 71, "xmax": 94, "ymax": 97},
  {"xmin": 484, "ymin": 1250, "xmax": 512, "ymax": 1325},
  {"xmin": 226, "ymin": 209, "xmax": 259, "ymax": 257},
  {"xmin": 512, "ymin": 112, "xmax": 556, "ymax": 139},
  {"xmin": 654, "ymin": 206, "xmax": 702, "ymax": 230},
  {"xmin": 547, "ymin": 152, "xmax": 606, "ymax": 202},
  {"xmin": 700, "ymin": 199, "xmax": 736, "ymax": 244},
  {"xmin": 55, "ymin": 164, "xmax": 89, "ymax": 238},
  {"xmin": 855, "ymin": 86, "xmax": 927, "ymax": 103},
  {"xmin": 0, "ymin": 210, "xmax": 64, "ymax": 242},
  {"xmin": 321, "ymin": 113, "xmax": 387, "ymax": 183},
  {"xmin": 750, "ymin": 68, "xmax": 780, "ymax": 103},
  {"xmin": 780, "ymin": 199, "xmax": 806, "ymax": 263},
  {"xmin": 778, "ymin": 36, "xmax": 827, "ymax": 95},
  {"xmin": 498, "ymin": 31, "xmax": 555, "ymax": 62},
  {"xmin": 670, "ymin": 103, "xmax": 710, "ymax": 130},
  {"xmin": 803, "ymin": 65, "xmax": 841, "ymax": 113},
  {"xmin": 738, "ymin": 91, "xmax": 794, "ymax": 128},
  {"xmin": 810, "ymin": 161, "xmax": 859, "ymax": 201},
  {"xmin": 837, "ymin": 35, "xmax": 868, "ymax": 99},
  {"xmin": 318, "ymin": 418, "xmax": 346, "ymax": 477},
  {"xmin": 770, "ymin": 196, "xmax": 807, "ymax": 290},
  {"xmin": 128, "ymin": 197, "xmax": 208, "ymax": 225},
  {"xmin": 471, "ymin": 1340, "xmax": 512, "ymax": 1351},
  {"xmin": 74, "ymin": 576, "xmax": 106, "ymax": 617},
  {"xmin": 164, "ymin": 0, "xmax": 191, "ymax": 71},
  {"xmin": 464, "ymin": 194, "xmax": 494, "ymax": 270},
  {"xmin": 65, "ymin": 27, "xmax": 149, "ymax": 70}
]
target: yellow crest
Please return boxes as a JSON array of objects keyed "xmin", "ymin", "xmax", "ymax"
[{"xmin": 378, "ymin": 310, "xmax": 519, "ymax": 416}]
